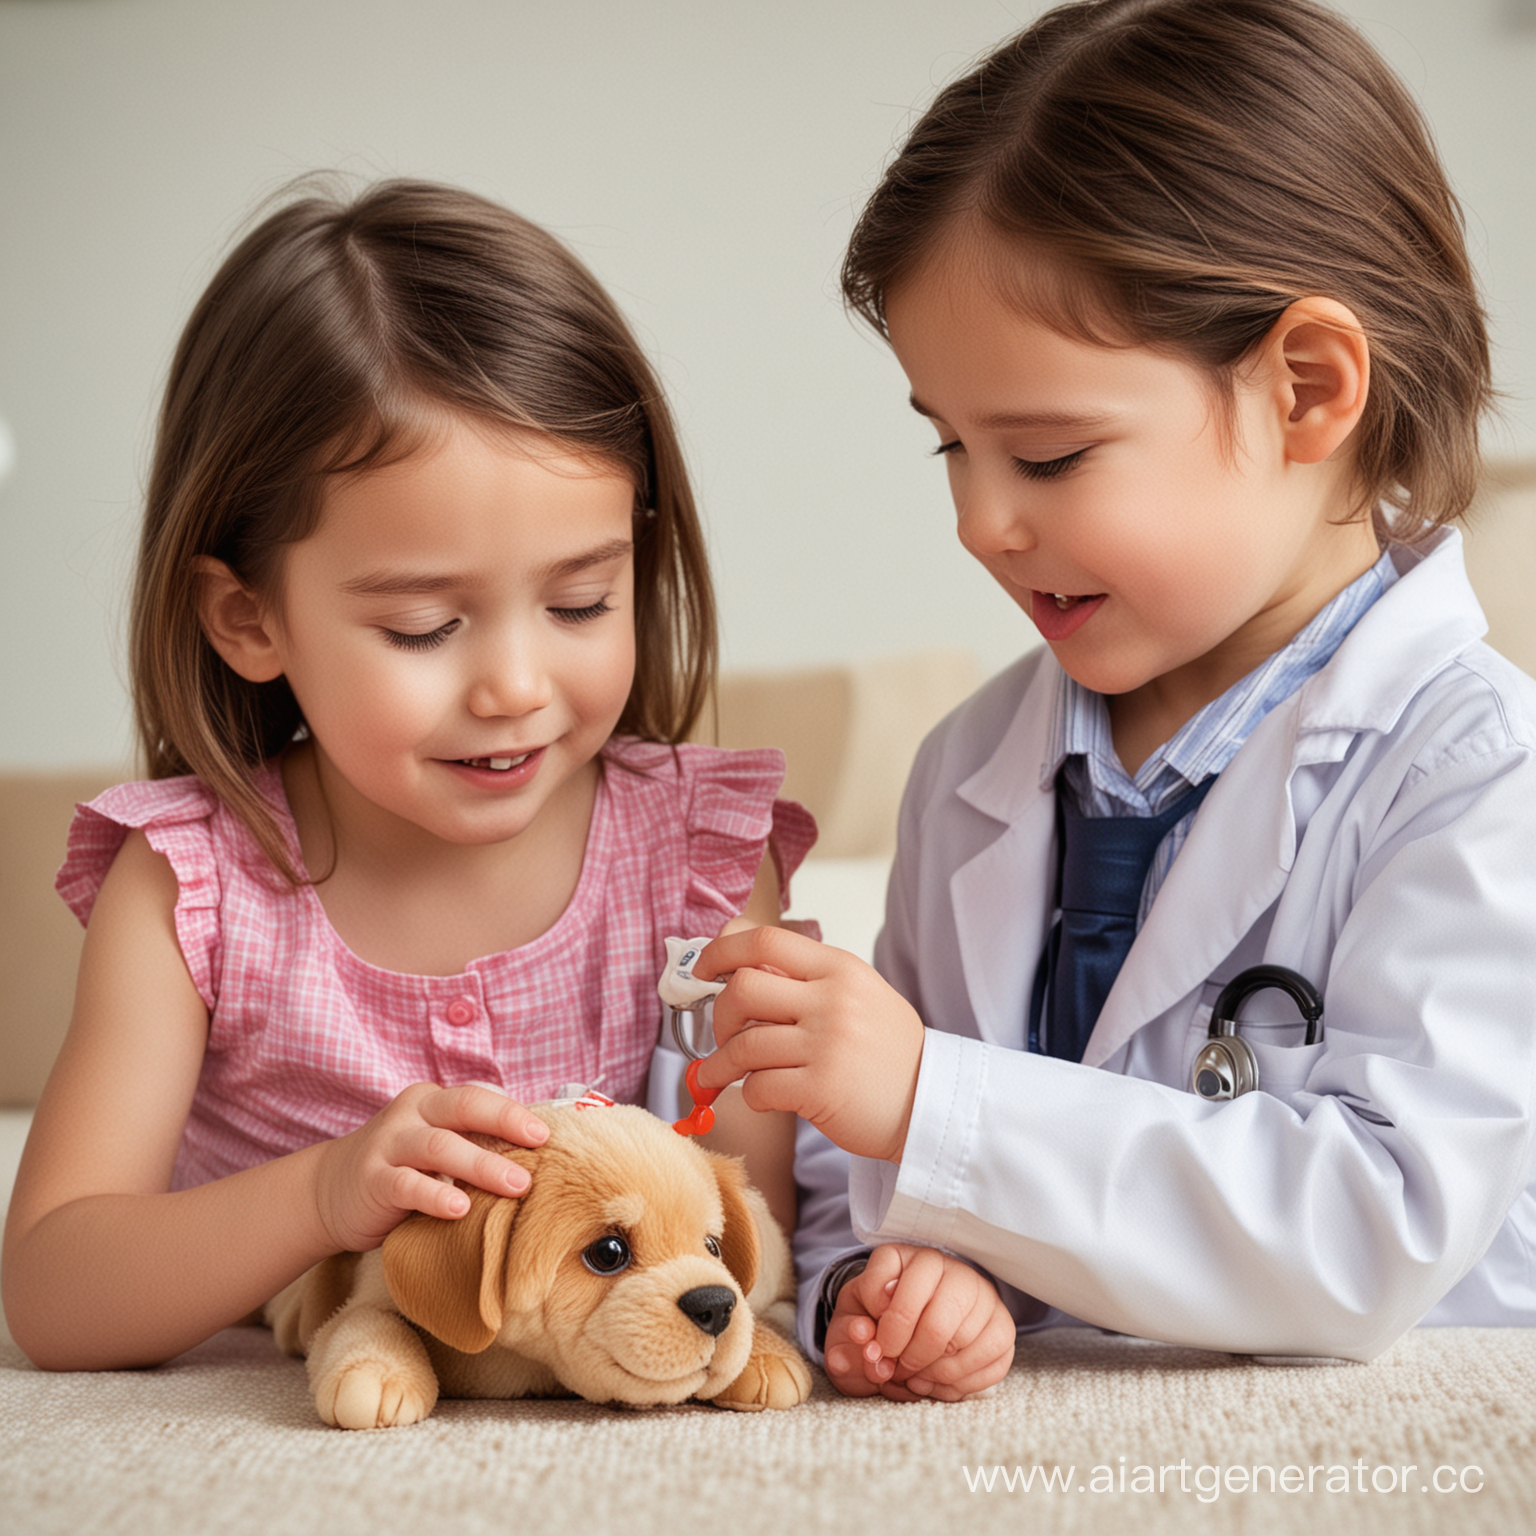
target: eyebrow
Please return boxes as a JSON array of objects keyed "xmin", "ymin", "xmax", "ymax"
[
  {"xmin": 338, "ymin": 537, "xmax": 634, "ymax": 597},
  {"xmin": 908, "ymin": 395, "xmax": 1115, "ymax": 432}
]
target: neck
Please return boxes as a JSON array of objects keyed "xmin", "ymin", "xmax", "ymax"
[
  {"xmin": 278, "ymin": 742, "xmax": 600, "ymax": 972},
  {"xmin": 1108, "ymin": 518, "xmax": 1383, "ymax": 776}
]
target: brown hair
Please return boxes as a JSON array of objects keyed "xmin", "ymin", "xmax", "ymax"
[
  {"xmin": 132, "ymin": 177, "xmax": 716, "ymax": 881},
  {"xmin": 842, "ymin": 0, "xmax": 1492, "ymax": 541}
]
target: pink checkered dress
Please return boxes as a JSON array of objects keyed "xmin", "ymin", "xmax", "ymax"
[{"xmin": 56, "ymin": 739, "xmax": 815, "ymax": 1192}]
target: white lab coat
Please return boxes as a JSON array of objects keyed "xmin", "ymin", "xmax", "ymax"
[{"xmin": 850, "ymin": 529, "xmax": 1536, "ymax": 1361}]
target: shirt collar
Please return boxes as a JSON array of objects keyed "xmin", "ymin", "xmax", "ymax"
[{"xmin": 1041, "ymin": 547, "xmax": 1400, "ymax": 805}]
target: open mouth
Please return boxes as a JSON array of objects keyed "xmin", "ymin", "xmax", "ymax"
[
  {"xmin": 457, "ymin": 753, "xmax": 533, "ymax": 771},
  {"xmin": 1030, "ymin": 589, "xmax": 1107, "ymax": 641}
]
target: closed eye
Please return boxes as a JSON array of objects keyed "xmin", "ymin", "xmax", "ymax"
[
  {"xmin": 1013, "ymin": 450, "xmax": 1086, "ymax": 482},
  {"xmin": 930, "ymin": 441, "xmax": 1088, "ymax": 482},
  {"xmin": 550, "ymin": 599, "xmax": 614, "ymax": 625},
  {"xmin": 382, "ymin": 621, "xmax": 460, "ymax": 651}
]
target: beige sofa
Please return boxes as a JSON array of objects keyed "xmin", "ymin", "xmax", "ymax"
[{"xmin": 5, "ymin": 496, "xmax": 1536, "ymax": 1534}]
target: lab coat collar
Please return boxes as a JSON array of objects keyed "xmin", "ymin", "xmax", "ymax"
[
  {"xmin": 1291, "ymin": 527, "xmax": 1486, "ymax": 738},
  {"xmin": 951, "ymin": 658, "xmax": 1059, "ymax": 1045},
  {"xmin": 948, "ymin": 527, "xmax": 1488, "ymax": 1060}
]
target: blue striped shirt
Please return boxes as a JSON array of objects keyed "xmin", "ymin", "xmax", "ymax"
[{"xmin": 1043, "ymin": 550, "xmax": 1398, "ymax": 925}]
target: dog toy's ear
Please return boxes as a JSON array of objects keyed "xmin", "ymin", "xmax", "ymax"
[
  {"xmin": 382, "ymin": 1143, "xmax": 524, "ymax": 1355},
  {"xmin": 702, "ymin": 1150, "xmax": 761, "ymax": 1297}
]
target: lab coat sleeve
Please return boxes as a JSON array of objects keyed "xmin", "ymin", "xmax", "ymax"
[{"xmin": 856, "ymin": 738, "xmax": 1536, "ymax": 1361}]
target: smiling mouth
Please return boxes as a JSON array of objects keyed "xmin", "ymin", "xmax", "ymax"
[{"xmin": 457, "ymin": 753, "xmax": 534, "ymax": 771}]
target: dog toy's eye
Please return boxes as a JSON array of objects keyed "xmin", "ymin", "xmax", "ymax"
[
  {"xmin": 705, "ymin": 1236, "xmax": 721, "ymax": 1258},
  {"xmin": 582, "ymin": 1235, "xmax": 632, "ymax": 1276}
]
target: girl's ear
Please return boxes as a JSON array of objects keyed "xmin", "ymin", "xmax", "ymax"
[
  {"xmin": 1266, "ymin": 297, "xmax": 1371, "ymax": 467},
  {"xmin": 194, "ymin": 556, "xmax": 285, "ymax": 682}
]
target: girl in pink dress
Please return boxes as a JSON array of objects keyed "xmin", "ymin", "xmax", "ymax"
[{"xmin": 3, "ymin": 180, "xmax": 813, "ymax": 1371}]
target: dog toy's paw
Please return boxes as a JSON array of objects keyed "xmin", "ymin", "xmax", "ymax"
[
  {"xmin": 314, "ymin": 1358, "xmax": 438, "ymax": 1430},
  {"xmin": 712, "ymin": 1335, "xmax": 813, "ymax": 1412}
]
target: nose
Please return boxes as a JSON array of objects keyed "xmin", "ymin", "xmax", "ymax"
[
  {"xmin": 956, "ymin": 473, "xmax": 1039, "ymax": 562},
  {"xmin": 466, "ymin": 633, "xmax": 554, "ymax": 719},
  {"xmin": 676, "ymin": 1285, "xmax": 736, "ymax": 1338}
]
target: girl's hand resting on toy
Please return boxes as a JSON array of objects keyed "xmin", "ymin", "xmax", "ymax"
[
  {"xmin": 312, "ymin": 1083, "xmax": 549, "ymax": 1253},
  {"xmin": 824, "ymin": 1244, "xmax": 1016, "ymax": 1402},
  {"xmin": 693, "ymin": 927, "xmax": 925, "ymax": 1163}
]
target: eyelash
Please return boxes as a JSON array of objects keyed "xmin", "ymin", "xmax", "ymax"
[
  {"xmin": 551, "ymin": 599, "xmax": 614, "ymax": 625},
  {"xmin": 380, "ymin": 600, "xmax": 614, "ymax": 651},
  {"xmin": 931, "ymin": 441, "xmax": 1088, "ymax": 481},
  {"xmin": 383, "ymin": 622, "xmax": 458, "ymax": 652}
]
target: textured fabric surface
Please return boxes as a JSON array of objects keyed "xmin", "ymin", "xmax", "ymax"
[
  {"xmin": 2, "ymin": 1323, "xmax": 1530, "ymax": 1536},
  {"xmin": 53, "ymin": 742, "xmax": 814, "ymax": 1189}
]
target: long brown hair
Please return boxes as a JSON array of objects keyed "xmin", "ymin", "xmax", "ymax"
[
  {"xmin": 132, "ymin": 178, "xmax": 716, "ymax": 881},
  {"xmin": 842, "ymin": 0, "xmax": 1492, "ymax": 541}
]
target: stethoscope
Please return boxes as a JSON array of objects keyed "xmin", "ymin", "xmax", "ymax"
[
  {"xmin": 1189, "ymin": 964, "xmax": 1324, "ymax": 1101},
  {"xmin": 658, "ymin": 937, "xmax": 726, "ymax": 1061}
]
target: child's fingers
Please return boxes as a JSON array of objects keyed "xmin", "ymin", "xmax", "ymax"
[
  {"xmin": 905, "ymin": 1337, "xmax": 1016, "ymax": 1400},
  {"xmin": 871, "ymin": 1248, "xmax": 949, "ymax": 1364},
  {"xmin": 903, "ymin": 1276, "xmax": 993, "ymax": 1376},
  {"xmin": 902, "ymin": 1301, "xmax": 1017, "ymax": 1399},
  {"xmin": 423, "ymin": 1083, "xmax": 549, "ymax": 1149},
  {"xmin": 387, "ymin": 1165, "xmax": 476, "ymax": 1223},
  {"xmin": 694, "ymin": 1023, "xmax": 808, "ymax": 1093},
  {"xmin": 843, "ymin": 1313, "xmax": 877, "ymax": 1345},
  {"xmin": 707, "ymin": 966, "xmax": 814, "ymax": 1046},
  {"xmin": 822, "ymin": 1316, "xmax": 884, "ymax": 1399},
  {"xmin": 694, "ymin": 925, "xmax": 832, "ymax": 985},
  {"xmin": 390, "ymin": 1120, "xmax": 531, "ymax": 1199}
]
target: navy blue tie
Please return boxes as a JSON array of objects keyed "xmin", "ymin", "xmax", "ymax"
[{"xmin": 1030, "ymin": 775, "xmax": 1215, "ymax": 1062}]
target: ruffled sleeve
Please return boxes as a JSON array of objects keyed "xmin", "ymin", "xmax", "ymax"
[
  {"xmin": 673, "ymin": 743, "xmax": 819, "ymax": 938},
  {"xmin": 55, "ymin": 776, "xmax": 223, "ymax": 1010}
]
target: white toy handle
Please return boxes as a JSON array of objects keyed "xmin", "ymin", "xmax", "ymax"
[{"xmin": 659, "ymin": 936, "xmax": 727, "ymax": 1061}]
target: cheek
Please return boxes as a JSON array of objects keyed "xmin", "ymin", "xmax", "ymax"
[{"xmin": 589, "ymin": 628, "xmax": 638, "ymax": 715}]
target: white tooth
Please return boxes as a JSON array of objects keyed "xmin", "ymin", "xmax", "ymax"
[
  {"xmin": 1054, "ymin": 594, "xmax": 1072, "ymax": 609},
  {"xmin": 488, "ymin": 758, "xmax": 513, "ymax": 770}
]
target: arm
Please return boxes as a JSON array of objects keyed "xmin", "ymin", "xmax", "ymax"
[
  {"xmin": 702, "ymin": 745, "xmax": 1536, "ymax": 1360},
  {"xmin": 1, "ymin": 833, "xmax": 546, "ymax": 1371}
]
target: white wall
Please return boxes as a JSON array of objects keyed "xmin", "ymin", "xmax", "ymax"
[{"xmin": 2, "ymin": 0, "xmax": 1533, "ymax": 768}]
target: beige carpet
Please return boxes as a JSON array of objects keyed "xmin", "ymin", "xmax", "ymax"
[{"xmin": 2, "ymin": 1321, "xmax": 1531, "ymax": 1536}]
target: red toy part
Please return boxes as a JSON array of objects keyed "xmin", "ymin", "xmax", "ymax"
[{"xmin": 672, "ymin": 1058, "xmax": 721, "ymax": 1136}]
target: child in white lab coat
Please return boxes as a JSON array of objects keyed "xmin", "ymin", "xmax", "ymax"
[{"xmin": 696, "ymin": 0, "xmax": 1536, "ymax": 1399}]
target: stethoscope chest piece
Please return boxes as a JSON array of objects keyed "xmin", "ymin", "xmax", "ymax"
[{"xmin": 1190, "ymin": 964, "xmax": 1323, "ymax": 1102}]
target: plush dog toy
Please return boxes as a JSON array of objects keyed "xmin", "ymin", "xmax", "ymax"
[{"xmin": 265, "ymin": 1099, "xmax": 812, "ymax": 1427}]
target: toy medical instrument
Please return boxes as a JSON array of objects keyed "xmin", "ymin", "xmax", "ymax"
[
  {"xmin": 1190, "ymin": 965, "xmax": 1323, "ymax": 1101},
  {"xmin": 659, "ymin": 936, "xmax": 729, "ymax": 1136},
  {"xmin": 659, "ymin": 936, "xmax": 726, "ymax": 1061},
  {"xmin": 673, "ymin": 1060, "xmax": 722, "ymax": 1137}
]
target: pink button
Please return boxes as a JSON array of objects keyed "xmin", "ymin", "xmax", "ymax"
[{"xmin": 445, "ymin": 996, "xmax": 478, "ymax": 1027}]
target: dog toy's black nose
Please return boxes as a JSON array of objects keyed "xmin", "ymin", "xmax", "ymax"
[{"xmin": 677, "ymin": 1286, "xmax": 736, "ymax": 1337}]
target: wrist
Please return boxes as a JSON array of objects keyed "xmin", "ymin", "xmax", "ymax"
[
  {"xmin": 883, "ymin": 1024, "xmax": 924, "ymax": 1163},
  {"xmin": 301, "ymin": 1135, "xmax": 352, "ymax": 1255},
  {"xmin": 814, "ymin": 1250, "xmax": 871, "ymax": 1352}
]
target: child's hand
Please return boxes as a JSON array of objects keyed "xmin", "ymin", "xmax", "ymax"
[
  {"xmin": 692, "ymin": 927, "xmax": 925, "ymax": 1163},
  {"xmin": 823, "ymin": 1244, "xmax": 1016, "ymax": 1402},
  {"xmin": 313, "ymin": 1083, "xmax": 548, "ymax": 1253}
]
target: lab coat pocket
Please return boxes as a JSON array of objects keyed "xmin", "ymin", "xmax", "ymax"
[
  {"xmin": 1185, "ymin": 1004, "xmax": 1325, "ymax": 1105},
  {"xmin": 1243, "ymin": 1033, "xmax": 1327, "ymax": 1102}
]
